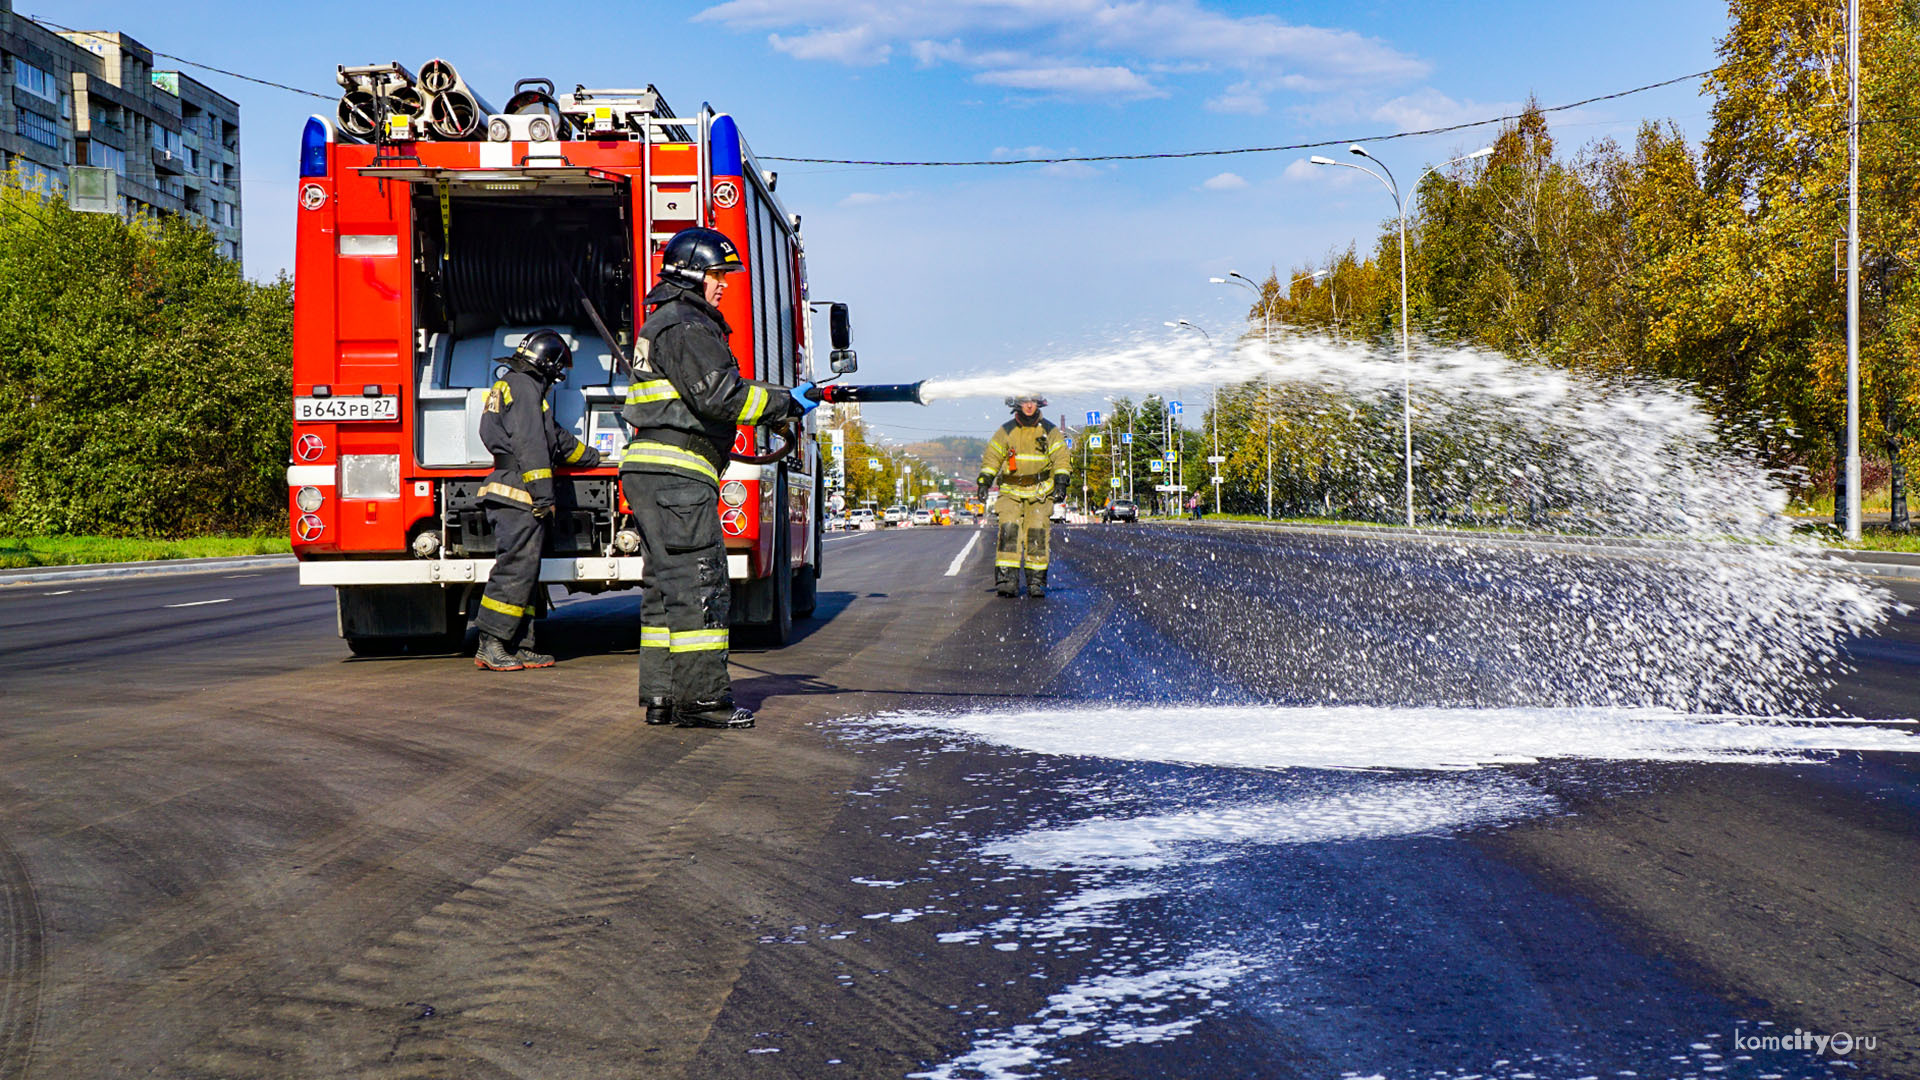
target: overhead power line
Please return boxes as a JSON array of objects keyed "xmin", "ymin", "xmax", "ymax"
[
  {"xmin": 13, "ymin": 18, "xmax": 1715, "ymax": 169},
  {"xmin": 761, "ymin": 70, "xmax": 1715, "ymax": 167},
  {"xmin": 24, "ymin": 13, "xmax": 333, "ymax": 100}
]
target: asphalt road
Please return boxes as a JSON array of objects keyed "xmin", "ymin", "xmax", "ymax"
[{"xmin": 2, "ymin": 524, "xmax": 1917, "ymax": 1079}]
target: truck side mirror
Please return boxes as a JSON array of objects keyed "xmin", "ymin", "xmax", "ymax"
[
  {"xmin": 829, "ymin": 348, "xmax": 858, "ymax": 374},
  {"xmin": 829, "ymin": 303, "xmax": 851, "ymax": 350}
]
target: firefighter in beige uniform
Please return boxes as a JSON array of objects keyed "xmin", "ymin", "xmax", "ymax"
[{"xmin": 977, "ymin": 394, "xmax": 1070, "ymax": 598}]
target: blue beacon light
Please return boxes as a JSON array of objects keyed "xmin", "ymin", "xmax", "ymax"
[{"xmin": 299, "ymin": 117, "xmax": 330, "ymax": 178}]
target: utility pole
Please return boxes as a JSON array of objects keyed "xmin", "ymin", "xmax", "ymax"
[{"xmin": 1845, "ymin": 0, "xmax": 1863, "ymax": 540}]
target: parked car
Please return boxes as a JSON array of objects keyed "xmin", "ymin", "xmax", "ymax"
[
  {"xmin": 882, "ymin": 506, "xmax": 908, "ymax": 527},
  {"xmin": 910, "ymin": 509, "xmax": 933, "ymax": 526},
  {"xmin": 849, "ymin": 508, "xmax": 877, "ymax": 530},
  {"xmin": 1097, "ymin": 498, "xmax": 1139, "ymax": 523}
]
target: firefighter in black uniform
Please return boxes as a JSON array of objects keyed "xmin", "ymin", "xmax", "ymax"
[
  {"xmin": 621, "ymin": 227, "xmax": 818, "ymax": 728},
  {"xmin": 473, "ymin": 329, "xmax": 602, "ymax": 671}
]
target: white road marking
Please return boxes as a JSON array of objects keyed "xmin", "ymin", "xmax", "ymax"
[
  {"xmin": 944, "ymin": 531, "xmax": 982, "ymax": 577},
  {"xmin": 163, "ymin": 598, "xmax": 232, "ymax": 609},
  {"xmin": 42, "ymin": 590, "xmax": 72, "ymax": 596}
]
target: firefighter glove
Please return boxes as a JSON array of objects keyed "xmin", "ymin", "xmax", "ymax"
[
  {"xmin": 1052, "ymin": 473, "xmax": 1070, "ymax": 498},
  {"xmin": 532, "ymin": 503, "xmax": 555, "ymax": 520},
  {"xmin": 976, "ymin": 473, "xmax": 994, "ymax": 495},
  {"xmin": 792, "ymin": 381, "xmax": 821, "ymax": 415}
]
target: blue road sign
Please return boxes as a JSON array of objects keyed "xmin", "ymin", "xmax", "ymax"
[
  {"xmin": 1086, "ymin": 410, "xmax": 1103, "ymax": 425},
  {"xmin": 1169, "ymin": 400, "xmax": 1184, "ymax": 416},
  {"xmin": 1121, "ymin": 432, "xmax": 1133, "ymax": 444},
  {"xmin": 1066, "ymin": 437, "xmax": 1075, "ymax": 450}
]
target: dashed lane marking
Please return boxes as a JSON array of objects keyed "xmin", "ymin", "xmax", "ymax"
[
  {"xmin": 162, "ymin": 598, "xmax": 232, "ymax": 609},
  {"xmin": 944, "ymin": 531, "xmax": 982, "ymax": 577}
]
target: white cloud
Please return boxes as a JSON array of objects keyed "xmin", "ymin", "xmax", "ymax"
[
  {"xmin": 975, "ymin": 65, "xmax": 1164, "ymax": 100},
  {"xmin": 695, "ymin": 0, "xmax": 1427, "ymax": 112},
  {"xmin": 1370, "ymin": 88, "xmax": 1521, "ymax": 132},
  {"xmin": 767, "ymin": 24, "xmax": 892, "ymax": 64},
  {"xmin": 838, "ymin": 191, "xmax": 910, "ymax": 207},
  {"xmin": 1281, "ymin": 157, "xmax": 1363, "ymax": 187},
  {"xmin": 1201, "ymin": 171, "xmax": 1248, "ymax": 190}
]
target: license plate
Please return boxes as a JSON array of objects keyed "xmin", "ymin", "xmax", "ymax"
[{"xmin": 295, "ymin": 396, "xmax": 397, "ymax": 422}]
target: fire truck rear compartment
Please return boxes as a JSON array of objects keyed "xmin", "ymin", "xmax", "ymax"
[{"xmin": 409, "ymin": 186, "xmax": 635, "ymax": 558}]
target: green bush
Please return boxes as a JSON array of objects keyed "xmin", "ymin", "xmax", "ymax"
[{"xmin": 0, "ymin": 175, "xmax": 293, "ymax": 538}]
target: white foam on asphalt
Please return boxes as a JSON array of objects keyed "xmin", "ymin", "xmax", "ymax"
[
  {"xmin": 853, "ymin": 707, "xmax": 1920, "ymax": 1077},
  {"xmin": 983, "ymin": 776, "xmax": 1557, "ymax": 872},
  {"xmin": 868, "ymin": 704, "xmax": 1920, "ymax": 773}
]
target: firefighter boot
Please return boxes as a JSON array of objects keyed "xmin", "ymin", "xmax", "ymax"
[
  {"xmin": 676, "ymin": 697, "xmax": 756, "ymax": 730},
  {"xmin": 510, "ymin": 631, "xmax": 556, "ymax": 669},
  {"xmin": 474, "ymin": 633, "xmax": 525, "ymax": 672},
  {"xmin": 644, "ymin": 696, "xmax": 675, "ymax": 726},
  {"xmin": 1027, "ymin": 569, "xmax": 1048, "ymax": 598},
  {"xmin": 995, "ymin": 568, "xmax": 1019, "ymax": 597}
]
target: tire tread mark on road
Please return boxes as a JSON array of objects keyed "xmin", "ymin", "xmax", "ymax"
[
  {"xmin": 0, "ymin": 834, "xmax": 44, "ymax": 1080},
  {"xmin": 41, "ymin": 705, "xmax": 665, "ymax": 1075},
  {"xmin": 167, "ymin": 736, "xmax": 857, "ymax": 1080}
]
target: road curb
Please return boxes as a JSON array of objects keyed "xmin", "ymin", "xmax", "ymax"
[
  {"xmin": 1142, "ymin": 519, "xmax": 1920, "ymax": 583},
  {"xmin": 0, "ymin": 554, "xmax": 296, "ymax": 588}
]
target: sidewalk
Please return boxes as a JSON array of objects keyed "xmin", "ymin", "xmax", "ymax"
[
  {"xmin": 1150, "ymin": 517, "xmax": 1920, "ymax": 583},
  {"xmin": 0, "ymin": 553, "xmax": 296, "ymax": 587}
]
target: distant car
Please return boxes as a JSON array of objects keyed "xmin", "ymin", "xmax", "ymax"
[
  {"xmin": 1098, "ymin": 499, "xmax": 1138, "ymax": 523},
  {"xmin": 1050, "ymin": 502, "xmax": 1069, "ymax": 523},
  {"xmin": 849, "ymin": 508, "xmax": 877, "ymax": 530},
  {"xmin": 882, "ymin": 506, "xmax": 908, "ymax": 527},
  {"xmin": 910, "ymin": 509, "xmax": 932, "ymax": 526}
]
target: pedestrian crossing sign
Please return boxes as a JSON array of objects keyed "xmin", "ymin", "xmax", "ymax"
[
  {"xmin": 1150, "ymin": 459, "xmax": 1165, "ymax": 473},
  {"xmin": 1089, "ymin": 435, "xmax": 1103, "ymax": 449}
]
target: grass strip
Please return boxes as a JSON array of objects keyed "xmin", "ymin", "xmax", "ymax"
[{"xmin": 0, "ymin": 535, "xmax": 291, "ymax": 570}]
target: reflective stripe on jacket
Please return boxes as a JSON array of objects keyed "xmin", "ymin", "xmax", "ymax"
[
  {"xmin": 979, "ymin": 416, "xmax": 1069, "ymax": 500},
  {"xmin": 477, "ymin": 363, "xmax": 601, "ymax": 510},
  {"xmin": 620, "ymin": 281, "xmax": 799, "ymax": 480}
]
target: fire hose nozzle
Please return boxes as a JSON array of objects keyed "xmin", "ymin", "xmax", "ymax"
[{"xmin": 813, "ymin": 381, "xmax": 926, "ymax": 406}]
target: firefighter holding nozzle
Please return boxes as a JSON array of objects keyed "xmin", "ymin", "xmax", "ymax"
[
  {"xmin": 473, "ymin": 330, "xmax": 602, "ymax": 671},
  {"xmin": 621, "ymin": 227, "xmax": 819, "ymax": 729},
  {"xmin": 978, "ymin": 393, "xmax": 1070, "ymax": 598}
]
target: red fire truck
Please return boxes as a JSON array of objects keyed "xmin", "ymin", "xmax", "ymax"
[{"xmin": 287, "ymin": 76, "xmax": 849, "ymax": 654}]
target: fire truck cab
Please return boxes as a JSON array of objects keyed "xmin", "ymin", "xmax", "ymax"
[{"xmin": 288, "ymin": 81, "xmax": 835, "ymax": 653}]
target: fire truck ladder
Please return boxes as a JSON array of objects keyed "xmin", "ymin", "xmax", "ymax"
[{"xmin": 636, "ymin": 106, "xmax": 717, "ymax": 255}]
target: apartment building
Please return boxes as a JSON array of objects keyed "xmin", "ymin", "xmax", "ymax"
[{"xmin": 0, "ymin": 0, "xmax": 243, "ymax": 262}]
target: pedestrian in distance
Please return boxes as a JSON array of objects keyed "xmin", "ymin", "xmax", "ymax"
[
  {"xmin": 621, "ymin": 226, "xmax": 820, "ymax": 729},
  {"xmin": 473, "ymin": 329, "xmax": 602, "ymax": 671},
  {"xmin": 977, "ymin": 393, "xmax": 1070, "ymax": 598}
]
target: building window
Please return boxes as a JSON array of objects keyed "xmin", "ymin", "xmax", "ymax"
[
  {"xmin": 16, "ymin": 109, "xmax": 63, "ymax": 151},
  {"xmin": 13, "ymin": 59, "xmax": 60, "ymax": 103},
  {"xmin": 209, "ymin": 160, "xmax": 225, "ymax": 185},
  {"xmin": 15, "ymin": 159, "xmax": 64, "ymax": 195},
  {"xmin": 88, "ymin": 143, "xmax": 127, "ymax": 177},
  {"xmin": 152, "ymin": 125, "xmax": 182, "ymax": 156}
]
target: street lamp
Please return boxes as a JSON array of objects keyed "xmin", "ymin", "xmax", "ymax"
[
  {"xmin": 1167, "ymin": 319, "xmax": 1220, "ymax": 513},
  {"xmin": 1213, "ymin": 269, "xmax": 1322, "ymax": 517},
  {"xmin": 1312, "ymin": 143, "xmax": 1491, "ymax": 527}
]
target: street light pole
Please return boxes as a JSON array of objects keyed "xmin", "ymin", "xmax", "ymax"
[
  {"xmin": 1312, "ymin": 144, "xmax": 1490, "ymax": 527},
  {"xmin": 1846, "ymin": 0, "xmax": 1862, "ymax": 540},
  {"xmin": 1215, "ymin": 268, "xmax": 1325, "ymax": 518},
  {"xmin": 1167, "ymin": 319, "xmax": 1214, "ymax": 512}
]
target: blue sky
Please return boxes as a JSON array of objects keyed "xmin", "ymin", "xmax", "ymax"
[{"xmin": 55, "ymin": 1, "xmax": 1730, "ymax": 444}]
